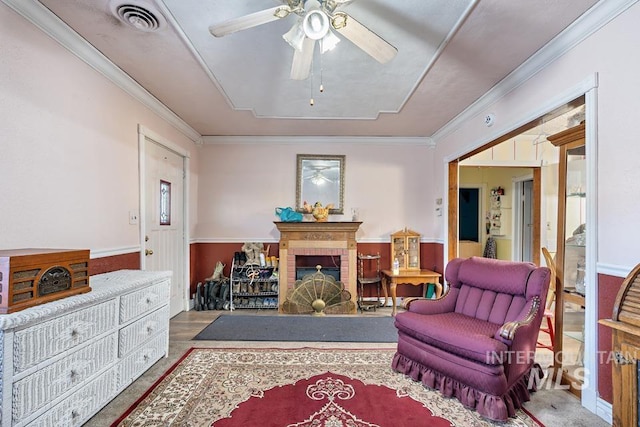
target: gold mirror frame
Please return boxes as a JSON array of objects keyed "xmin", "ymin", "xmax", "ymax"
[{"xmin": 296, "ymin": 154, "xmax": 345, "ymax": 214}]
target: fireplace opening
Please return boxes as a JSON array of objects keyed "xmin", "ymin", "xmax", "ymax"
[
  {"xmin": 295, "ymin": 255, "xmax": 341, "ymax": 282},
  {"xmin": 296, "ymin": 267, "xmax": 340, "ymax": 281}
]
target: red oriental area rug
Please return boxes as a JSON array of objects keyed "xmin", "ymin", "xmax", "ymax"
[{"xmin": 112, "ymin": 348, "xmax": 543, "ymax": 427}]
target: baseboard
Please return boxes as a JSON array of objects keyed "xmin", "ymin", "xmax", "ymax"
[{"xmin": 596, "ymin": 397, "xmax": 612, "ymax": 424}]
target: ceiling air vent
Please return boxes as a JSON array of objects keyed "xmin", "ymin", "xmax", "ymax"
[{"xmin": 109, "ymin": 0, "xmax": 166, "ymax": 32}]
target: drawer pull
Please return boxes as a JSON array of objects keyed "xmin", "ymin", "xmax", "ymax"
[
  {"xmin": 69, "ymin": 369, "xmax": 78, "ymax": 381},
  {"xmin": 71, "ymin": 409, "xmax": 80, "ymax": 419},
  {"xmin": 146, "ymin": 320, "xmax": 158, "ymax": 335},
  {"xmin": 67, "ymin": 321, "xmax": 92, "ymax": 340},
  {"xmin": 139, "ymin": 293, "xmax": 158, "ymax": 306}
]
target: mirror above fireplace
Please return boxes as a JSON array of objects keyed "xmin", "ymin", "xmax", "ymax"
[{"xmin": 296, "ymin": 154, "xmax": 345, "ymax": 214}]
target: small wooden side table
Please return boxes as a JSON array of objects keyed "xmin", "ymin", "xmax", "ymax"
[{"xmin": 381, "ymin": 269, "xmax": 442, "ymax": 316}]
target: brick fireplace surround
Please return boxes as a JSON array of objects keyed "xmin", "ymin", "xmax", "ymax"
[{"xmin": 274, "ymin": 221, "xmax": 362, "ymax": 314}]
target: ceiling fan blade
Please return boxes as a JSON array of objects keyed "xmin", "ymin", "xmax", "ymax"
[
  {"xmin": 290, "ymin": 37, "xmax": 316, "ymax": 80},
  {"xmin": 331, "ymin": 12, "xmax": 397, "ymax": 64},
  {"xmin": 209, "ymin": 6, "xmax": 293, "ymax": 37}
]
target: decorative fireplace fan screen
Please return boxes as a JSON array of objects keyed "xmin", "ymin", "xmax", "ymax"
[{"xmin": 282, "ymin": 266, "xmax": 354, "ymax": 315}]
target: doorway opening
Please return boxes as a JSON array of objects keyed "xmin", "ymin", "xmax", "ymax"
[
  {"xmin": 447, "ymin": 97, "xmax": 586, "ymax": 264},
  {"xmin": 514, "ymin": 177, "xmax": 535, "ymax": 263},
  {"xmin": 459, "ymin": 188, "xmax": 480, "ymax": 242},
  {"xmin": 458, "ymin": 186, "xmax": 484, "ymax": 258},
  {"xmin": 446, "ymin": 95, "xmax": 596, "ymax": 408}
]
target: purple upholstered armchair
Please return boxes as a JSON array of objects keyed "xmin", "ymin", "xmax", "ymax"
[{"xmin": 392, "ymin": 256, "xmax": 550, "ymax": 421}]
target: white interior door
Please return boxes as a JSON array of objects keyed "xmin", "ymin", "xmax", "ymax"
[{"xmin": 144, "ymin": 138, "xmax": 185, "ymax": 317}]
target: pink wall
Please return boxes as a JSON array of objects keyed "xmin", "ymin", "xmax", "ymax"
[
  {"xmin": 0, "ymin": 4, "xmax": 199, "ymax": 252},
  {"xmin": 195, "ymin": 142, "xmax": 436, "ymax": 243}
]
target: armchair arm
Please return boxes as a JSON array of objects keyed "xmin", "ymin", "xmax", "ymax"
[
  {"xmin": 403, "ymin": 297, "xmax": 427, "ymax": 309},
  {"xmin": 403, "ymin": 288, "xmax": 458, "ymax": 315},
  {"xmin": 497, "ymin": 297, "xmax": 540, "ymax": 341}
]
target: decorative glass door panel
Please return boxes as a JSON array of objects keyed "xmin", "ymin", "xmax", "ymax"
[
  {"xmin": 407, "ymin": 237, "xmax": 420, "ymax": 269},
  {"xmin": 392, "ymin": 237, "xmax": 406, "ymax": 269},
  {"xmin": 548, "ymin": 122, "xmax": 586, "ymax": 397},
  {"xmin": 560, "ymin": 143, "xmax": 586, "ymax": 391}
]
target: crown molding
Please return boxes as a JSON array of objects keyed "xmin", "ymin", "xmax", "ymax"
[
  {"xmin": 201, "ymin": 135, "xmax": 435, "ymax": 146},
  {"xmin": 2, "ymin": 0, "xmax": 203, "ymax": 144},
  {"xmin": 432, "ymin": 0, "xmax": 638, "ymax": 143}
]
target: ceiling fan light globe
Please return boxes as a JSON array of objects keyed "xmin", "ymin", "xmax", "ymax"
[
  {"xmin": 283, "ymin": 22, "xmax": 306, "ymax": 51},
  {"xmin": 321, "ymin": 30, "xmax": 340, "ymax": 53},
  {"xmin": 303, "ymin": 10, "xmax": 329, "ymax": 40}
]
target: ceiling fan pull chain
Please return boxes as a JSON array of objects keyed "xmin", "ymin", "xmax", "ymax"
[
  {"xmin": 319, "ymin": 39, "xmax": 325, "ymax": 93},
  {"xmin": 310, "ymin": 54, "xmax": 315, "ymax": 106}
]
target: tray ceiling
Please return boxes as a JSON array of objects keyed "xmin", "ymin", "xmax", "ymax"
[{"xmin": 27, "ymin": 0, "xmax": 600, "ymax": 137}]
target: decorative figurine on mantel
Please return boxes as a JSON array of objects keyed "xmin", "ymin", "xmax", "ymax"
[{"xmin": 302, "ymin": 201, "xmax": 334, "ymax": 222}]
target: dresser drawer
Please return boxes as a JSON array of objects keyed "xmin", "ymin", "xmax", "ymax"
[
  {"xmin": 13, "ymin": 299, "xmax": 118, "ymax": 373},
  {"xmin": 119, "ymin": 279, "xmax": 170, "ymax": 323},
  {"xmin": 118, "ymin": 305, "xmax": 169, "ymax": 357},
  {"xmin": 26, "ymin": 366, "xmax": 118, "ymax": 427},
  {"xmin": 12, "ymin": 333, "xmax": 118, "ymax": 424},
  {"xmin": 118, "ymin": 331, "xmax": 167, "ymax": 388}
]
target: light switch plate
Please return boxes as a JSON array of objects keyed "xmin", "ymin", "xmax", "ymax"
[{"xmin": 129, "ymin": 210, "xmax": 139, "ymax": 225}]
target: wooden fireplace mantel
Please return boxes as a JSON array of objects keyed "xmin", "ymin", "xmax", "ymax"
[
  {"xmin": 275, "ymin": 221, "xmax": 362, "ymax": 249},
  {"xmin": 275, "ymin": 221, "xmax": 362, "ymax": 314}
]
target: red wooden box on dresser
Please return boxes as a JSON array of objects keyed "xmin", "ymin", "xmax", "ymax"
[{"xmin": 0, "ymin": 248, "xmax": 90, "ymax": 313}]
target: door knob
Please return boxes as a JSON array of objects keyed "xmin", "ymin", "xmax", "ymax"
[{"xmin": 145, "ymin": 249, "xmax": 154, "ymax": 256}]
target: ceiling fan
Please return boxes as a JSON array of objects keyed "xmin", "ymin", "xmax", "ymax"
[
  {"xmin": 307, "ymin": 171, "xmax": 335, "ymax": 185},
  {"xmin": 303, "ymin": 164, "xmax": 337, "ymax": 184},
  {"xmin": 209, "ymin": 0, "xmax": 397, "ymax": 80}
]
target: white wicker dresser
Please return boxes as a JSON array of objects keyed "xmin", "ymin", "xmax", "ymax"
[{"xmin": 0, "ymin": 269, "xmax": 172, "ymax": 426}]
